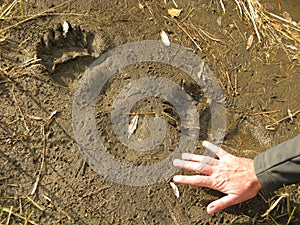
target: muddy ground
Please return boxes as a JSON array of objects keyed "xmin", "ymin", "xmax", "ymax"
[{"xmin": 0, "ymin": 0, "xmax": 300, "ymax": 224}]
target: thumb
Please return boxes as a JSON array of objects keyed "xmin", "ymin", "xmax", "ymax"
[{"xmin": 207, "ymin": 195, "xmax": 239, "ymax": 214}]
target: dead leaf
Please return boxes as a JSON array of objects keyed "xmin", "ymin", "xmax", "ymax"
[
  {"xmin": 170, "ymin": 182, "xmax": 180, "ymax": 198},
  {"xmin": 246, "ymin": 34, "xmax": 254, "ymax": 50},
  {"xmin": 160, "ymin": 30, "xmax": 170, "ymax": 46},
  {"xmin": 128, "ymin": 115, "xmax": 138, "ymax": 138},
  {"xmin": 217, "ymin": 16, "xmax": 222, "ymax": 27},
  {"xmin": 167, "ymin": 8, "xmax": 183, "ymax": 18},
  {"xmin": 62, "ymin": 21, "xmax": 70, "ymax": 37}
]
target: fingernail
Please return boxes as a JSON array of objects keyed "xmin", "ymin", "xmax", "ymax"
[
  {"xmin": 207, "ymin": 204, "xmax": 216, "ymax": 215},
  {"xmin": 202, "ymin": 140, "xmax": 209, "ymax": 147},
  {"xmin": 173, "ymin": 176, "xmax": 180, "ymax": 182},
  {"xmin": 173, "ymin": 159, "xmax": 182, "ymax": 167},
  {"xmin": 181, "ymin": 153, "xmax": 192, "ymax": 160}
]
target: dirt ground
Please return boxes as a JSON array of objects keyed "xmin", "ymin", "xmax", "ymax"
[{"xmin": 0, "ymin": 0, "xmax": 300, "ymax": 224}]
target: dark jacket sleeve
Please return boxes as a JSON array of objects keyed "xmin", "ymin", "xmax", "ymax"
[{"xmin": 253, "ymin": 134, "xmax": 300, "ymax": 193}]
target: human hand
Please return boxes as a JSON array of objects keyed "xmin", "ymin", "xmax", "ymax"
[{"xmin": 173, "ymin": 141, "xmax": 262, "ymax": 214}]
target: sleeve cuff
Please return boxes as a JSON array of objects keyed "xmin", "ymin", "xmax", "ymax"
[{"xmin": 254, "ymin": 152, "xmax": 280, "ymax": 193}]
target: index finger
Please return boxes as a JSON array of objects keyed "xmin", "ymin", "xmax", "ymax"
[
  {"xmin": 202, "ymin": 141, "xmax": 228, "ymax": 158},
  {"xmin": 173, "ymin": 175, "xmax": 213, "ymax": 188}
]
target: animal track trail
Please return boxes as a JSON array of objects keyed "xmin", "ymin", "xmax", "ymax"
[{"xmin": 36, "ymin": 22, "xmax": 109, "ymax": 87}]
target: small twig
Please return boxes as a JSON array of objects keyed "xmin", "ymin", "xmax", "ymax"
[
  {"xmin": 0, "ymin": 12, "xmax": 91, "ymax": 20},
  {"xmin": 0, "ymin": 0, "xmax": 18, "ymax": 19},
  {"xmin": 246, "ymin": 0, "xmax": 261, "ymax": 42},
  {"xmin": 172, "ymin": 0, "xmax": 178, "ymax": 8},
  {"xmin": 180, "ymin": 8, "xmax": 194, "ymax": 23},
  {"xmin": 189, "ymin": 23, "xmax": 222, "ymax": 42},
  {"xmin": 11, "ymin": 85, "xmax": 29, "ymax": 133},
  {"xmin": 27, "ymin": 196, "xmax": 44, "ymax": 211},
  {"xmin": 224, "ymin": 71, "xmax": 234, "ymax": 94},
  {"xmin": 233, "ymin": 0, "xmax": 243, "ymax": 19},
  {"xmin": 265, "ymin": 109, "xmax": 300, "ymax": 130},
  {"xmin": 20, "ymin": 0, "xmax": 25, "ymax": 17},
  {"xmin": 277, "ymin": 0, "xmax": 281, "ymax": 11},
  {"xmin": 252, "ymin": 110, "xmax": 281, "ymax": 116},
  {"xmin": 0, "ymin": 0, "xmax": 72, "ymax": 34},
  {"xmin": 267, "ymin": 12, "xmax": 300, "ymax": 30},
  {"xmin": 234, "ymin": 73, "xmax": 238, "ymax": 95},
  {"xmin": 2, "ymin": 207, "xmax": 38, "ymax": 225},
  {"xmin": 262, "ymin": 193, "xmax": 289, "ymax": 217},
  {"xmin": 5, "ymin": 206, "xmax": 13, "ymax": 225},
  {"xmin": 219, "ymin": 0, "xmax": 225, "ymax": 14},
  {"xmin": 287, "ymin": 207, "xmax": 296, "ymax": 225},
  {"xmin": 161, "ymin": 111, "xmax": 177, "ymax": 122},
  {"xmin": 30, "ymin": 110, "xmax": 58, "ymax": 195},
  {"xmin": 57, "ymin": 207, "xmax": 71, "ymax": 221},
  {"xmin": 21, "ymin": 58, "xmax": 42, "ymax": 68},
  {"xmin": 30, "ymin": 125, "xmax": 46, "ymax": 195},
  {"xmin": 0, "ymin": 195, "xmax": 28, "ymax": 199},
  {"xmin": 258, "ymin": 192, "xmax": 268, "ymax": 203},
  {"xmin": 276, "ymin": 76, "xmax": 291, "ymax": 84},
  {"xmin": 24, "ymin": 211, "xmax": 33, "ymax": 225},
  {"xmin": 176, "ymin": 22, "xmax": 202, "ymax": 52},
  {"xmin": 44, "ymin": 110, "xmax": 58, "ymax": 129},
  {"xmin": 269, "ymin": 215, "xmax": 280, "ymax": 225},
  {"xmin": 0, "ymin": 176, "xmax": 9, "ymax": 181}
]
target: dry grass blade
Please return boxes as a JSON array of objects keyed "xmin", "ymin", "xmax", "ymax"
[
  {"xmin": 189, "ymin": 23, "xmax": 222, "ymax": 42},
  {"xmin": 0, "ymin": 0, "xmax": 19, "ymax": 19},
  {"xmin": 219, "ymin": 0, "xmax": 226, "ymax": 14},
  {"xmin": 246, "ymin": 0, "xmax": 261, "ymax": 42},
  {"xmin": 1, "ymin": 207, "xmax": 38, "ymax": 225},
  {"xmin": 26, "ymin": 196, "xmax": 44, "ymax": 211},
  {"xmin": 19, "ymin": 0, "xmax": 25, "ymax": 16},
  {"xmin": 172, "ymin": 0, "xmax": 178, "ymax": 8},
  {"xmin": 232, "ymin": 0, "xmax": 300, "ymax": 60},
  {"xmin": 24, "ymin": 211, "xmax": 33, "ymax": 225},
  {"xmin": 262, "ymin": 193, "xmax": 289, "ymax": 217},
  {"xmin": 170, "ymin": 19, "xmax": 202, "ymax": 52},
  {"xmin": 0, "ymin": 0, "xmax": 72, "ymax": 35},
  {"xmin": 287, "ymin": 207, "xmax": 297, "ymax": 225},
  {"xmin": 233, "ymin": 0, "xmax": 243, "ymax": 18},
  {"xmin": 31, "ymin": 125, "xmax": 46, "ymax": 195},
  {"xmin": 265, "ymin": 109, "xmax": 300, "ymax": 130},
  {"xmin": 5, "ymin": 206, "xmax": 13, "ymax": 225}
]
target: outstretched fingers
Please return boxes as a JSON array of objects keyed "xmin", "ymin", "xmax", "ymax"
[
  {"xmin": 202, "ymin": 141, "xmax": 229, "ymax": 158},
  {"xmin": 173, "ymin": 175, "xmax": 213, "ymax": 188},
  {"xmin": 181, "ymin": 153, "xmax": 218, "ymax": 165},
  {"xmin": 173, "ymin": 159, "xmax": 213, "ymax": 175}
]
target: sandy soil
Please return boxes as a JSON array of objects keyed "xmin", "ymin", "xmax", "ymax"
[{"xmin": 0, "ymin": 0, "xmax": 300, "ymax": 224}]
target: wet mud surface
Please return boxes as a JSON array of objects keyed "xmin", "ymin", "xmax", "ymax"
[{"xmin": 0, "ymin": 0, "xmax": 300, "ymax": 224}]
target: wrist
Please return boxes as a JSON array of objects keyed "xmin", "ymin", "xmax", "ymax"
[{"xmin": 250, "ymin": 159, "xmax": 263, "ymax": 191}]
